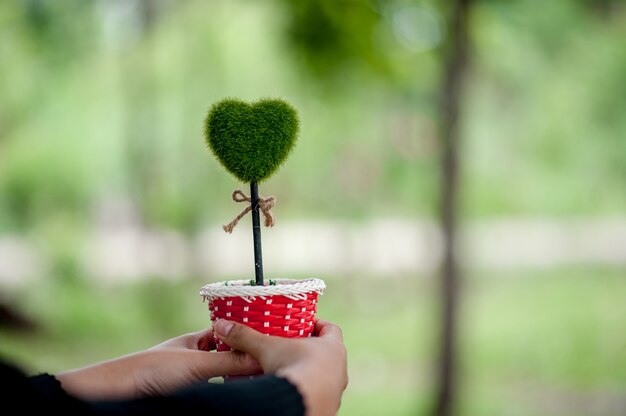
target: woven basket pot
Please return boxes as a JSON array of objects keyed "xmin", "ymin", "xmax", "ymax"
[{"xmin": 200, "ymin": 278, "xmax": 326, "ymax": 351}]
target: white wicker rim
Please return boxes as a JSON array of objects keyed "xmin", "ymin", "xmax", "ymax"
[{"xmin": 200, "ymin": 278, "xmax": 326, "ymax": 302}]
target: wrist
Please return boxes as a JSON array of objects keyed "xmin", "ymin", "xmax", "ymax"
[
  {"xmin": 57, "ymin": 353, "xmax": 144, "ymax": 400},
  {"xmin": 277, "ymin": 367, "xmax": 338, "ymax": 416}
]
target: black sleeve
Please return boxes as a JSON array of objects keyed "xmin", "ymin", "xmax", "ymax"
[
  {"xmin": 91, "ymin": 376, "xmax": 306, "ymax": 416},
  {"xmin": 2, "ymin": 361, "xmax": 91, "ymax": 414},
  {"xmin": 2, "ymin": 361, "xmax": 305, "ymax": 416}
]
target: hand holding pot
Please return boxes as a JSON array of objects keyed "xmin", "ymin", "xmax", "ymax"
[
  {"xmin": 57, "ymin": 328, "xmax": 261, "ymax": 400},
  {"xmin": 215, "ymin": 319, "xmax": 348, "ymax": 416}
]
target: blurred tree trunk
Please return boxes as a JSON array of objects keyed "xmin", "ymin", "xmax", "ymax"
[{"xmin": 433, "ymin": 0, "xmax": 472, "ymax": 416}]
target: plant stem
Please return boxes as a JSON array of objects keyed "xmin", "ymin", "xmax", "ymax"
[{"xmin": 250, "ymin": 181, "xmax": 264, "ymax": 285}]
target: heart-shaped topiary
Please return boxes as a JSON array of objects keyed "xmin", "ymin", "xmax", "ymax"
[{"xmin": 204, "ymin": 98, "xmax": 299, "ymax": 183}]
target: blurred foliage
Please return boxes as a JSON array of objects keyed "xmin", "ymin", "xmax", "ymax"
[
  {"xmin": 1, "ymin": 0, "xmax": 624, "ymax": 237},
  {"xmin": 1, "ymin": 1, "xmax": 625, "ymax": 415},
  {"xmin": 283, "ymin": 0, "xmax": 389, "ymax": 78}
]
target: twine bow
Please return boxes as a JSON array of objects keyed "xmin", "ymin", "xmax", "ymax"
[{"xmin": 223, "ymin": 189, "xmax": 276, "ymax": 233}]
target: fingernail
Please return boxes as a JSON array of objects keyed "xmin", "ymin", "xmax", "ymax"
[{"xmin": 215, "ymin": 319, "xmax": 234, "ymax": 336}]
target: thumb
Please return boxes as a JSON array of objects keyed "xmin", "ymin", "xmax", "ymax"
[{"xmin": 214, "ymin": 320, "xmax": 274, "ymax": 358}]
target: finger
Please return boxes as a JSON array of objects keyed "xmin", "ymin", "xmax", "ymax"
[
  {"xmin": 214, "ymin": 320, "xmax": 276, "ymax": 358},
  {"xmin": 195, "ymin": 329, "xmax": 216, "ymax": 351},
  {"xmin": 181, "ymin": 350, "xmax": 261, "ymax": 378},
  {"xmin": 315, "ymin": 320, "xmax": 344, "ymax": 341},
  {"xmin": 151, "ymin": 329, "xmax": 205, "ymax": 350},
  {"xmin": 173, "ymin": 329, "xmax": 215, "ymax": 350}
]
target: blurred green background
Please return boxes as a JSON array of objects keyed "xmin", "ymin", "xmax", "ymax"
[{"xmin": 1, "ymin": 0, "xmax": 625, "ymax": 415}]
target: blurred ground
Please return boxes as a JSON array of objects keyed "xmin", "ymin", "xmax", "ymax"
[{"xmin": 1, "ymin": 268, "xmax": 625, "ymax": 416}]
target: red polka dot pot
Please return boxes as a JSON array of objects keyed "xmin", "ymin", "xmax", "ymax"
[{"xmin": 200, "ymin": 278, "xmax": 325, "ymax": 351}]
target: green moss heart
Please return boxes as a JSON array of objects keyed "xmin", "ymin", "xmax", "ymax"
[{"xmin": 204, "ymin": 98, "xmax": 299, "ymax": 183}]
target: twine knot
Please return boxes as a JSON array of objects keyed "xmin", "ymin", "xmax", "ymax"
[{"xmin": 223, "ymin": 189, "xmax": 276, "ymax": 233}]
